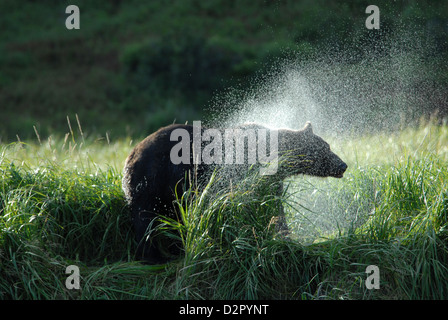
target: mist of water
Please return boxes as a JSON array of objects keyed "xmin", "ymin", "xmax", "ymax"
[
  {"xmin": 206, "ymin": 24, "xmax": 447, "ymax": 243},
  {"xmin": 211, "ymin": 26, "xmax": 446, "ymax": 133}
]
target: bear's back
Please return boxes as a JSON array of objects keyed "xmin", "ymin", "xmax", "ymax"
[{"xmin": 122, "ymin": 124, "xmax": 196, "ymax": 205}]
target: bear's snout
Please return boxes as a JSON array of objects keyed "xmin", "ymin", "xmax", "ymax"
[{"xmin": 333, "ymin": 162, "xmax": 347, "ymax": 178}]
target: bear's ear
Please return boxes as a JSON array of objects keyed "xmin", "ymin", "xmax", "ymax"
[{"xmin": 303, "ymin": 121, "xmax": 313, "ymax": 134}]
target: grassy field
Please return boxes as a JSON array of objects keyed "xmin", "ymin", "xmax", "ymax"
[{"xmin": 0, "ymin": 121, "xmax": 447, "ymax": 300}]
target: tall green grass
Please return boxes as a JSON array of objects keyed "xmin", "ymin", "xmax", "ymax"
[{"xmin": 0, "ymin": 123, "xmax": 447, "ymax": 299}]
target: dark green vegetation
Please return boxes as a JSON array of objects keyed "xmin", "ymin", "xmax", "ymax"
[
  {"xmin": 1, "ymin": 0, "xmax": 447, "ymax": 141},
  {"xmin": 0, "ymin": 123, "xmax": 447, "ymax": 299}
]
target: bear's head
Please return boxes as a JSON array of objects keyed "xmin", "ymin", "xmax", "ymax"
[{"xmin": 278, "ymin": 122, "xmax": 347, "ymax": 179}]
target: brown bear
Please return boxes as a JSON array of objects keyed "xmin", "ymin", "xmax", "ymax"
[{"xmin": 122, "ymin": 121, "xmax": 347, "ymax": 264}]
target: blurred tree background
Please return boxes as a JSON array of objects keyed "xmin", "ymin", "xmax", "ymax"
[{"xmin": 0, "ymin": 0, "xmax": 447, "ymax": 141}]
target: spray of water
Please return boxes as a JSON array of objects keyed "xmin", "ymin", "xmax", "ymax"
[{"xmin": 205, "ymin": 23, "xmax": 447, "ymax": 243}]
